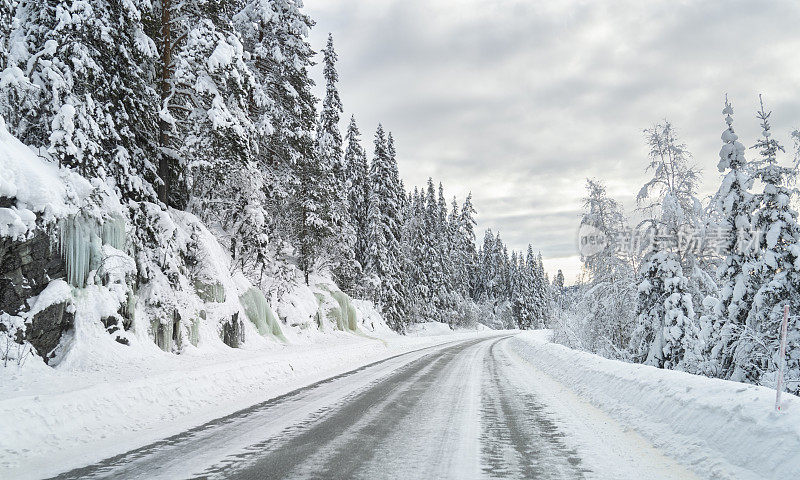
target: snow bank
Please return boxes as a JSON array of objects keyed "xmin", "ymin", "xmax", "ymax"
[
  {"xmin": 512, "ymin": 331, "xmax": 800, "ymax": 479},
  {"xmin": 0, "ymin": 331, "xmax": 497, "ymax": 479}
]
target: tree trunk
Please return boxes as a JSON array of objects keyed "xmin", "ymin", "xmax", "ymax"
[{"xmin": 157, "ymin": 0, "xmax": 172, "ymax": 205}]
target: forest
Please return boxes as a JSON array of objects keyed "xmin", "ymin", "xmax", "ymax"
[
  {"xmin": 555, "ymin": 98, "xmax": 800, "ymax": 395},
  {"xmin": 0, "ymin": 0, "xmax": 553, "ymax": 340}
]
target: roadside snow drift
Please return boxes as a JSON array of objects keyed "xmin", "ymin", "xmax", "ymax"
[{"xmin": 512, "ymin": 331, "xmax": 800, "ymax": 479}]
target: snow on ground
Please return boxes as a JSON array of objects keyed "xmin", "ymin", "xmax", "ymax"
[
  {"xmin": 407, "ymin": 321, "xmax": 493, "ymax": 336},
  {"xmin": 0, "ymin": 328, "xmax": 501, "ymax": 480},
  {"xmin": 511, "ymin": 331, "xmax": 800, "ymax": 479}
]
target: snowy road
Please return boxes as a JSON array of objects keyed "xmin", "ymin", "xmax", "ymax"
[{"xmin": 52, "ymin": 335, "xmax": 698, "ymax": 480}]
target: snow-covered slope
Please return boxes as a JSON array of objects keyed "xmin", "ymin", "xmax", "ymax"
[
  {"xmin": 513, "ymin": 331, "xmax": 800, "ymax": 479},
  {"xmin": 0, "ymin": 115, "xmax": 402, "ymax": 370}
]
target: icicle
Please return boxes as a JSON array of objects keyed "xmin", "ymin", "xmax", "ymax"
[
  {"xmin": 151, "ymin": 318, "xmax": 173, "ymax": 352},
  {"xmin": 240, "ymin": 287, "xmax": 286, "ymax": 342},
  {"xmin": 190, "ymin": 313, "xmax": 202, "ymax": 347},
  {"xmin": 57, "ymin": 214, "xmax": 106, "ymax": 288},
  {"xmin": 101, "ymin": 214, "xmax": 126, "ymax": 250},
  {"xmin": 194, "ymin": 280, "xmax": 226, "ymax": 303},
  {"xmin": 331, "ymin": 290, "xmax": 359, "ymax": 332}
]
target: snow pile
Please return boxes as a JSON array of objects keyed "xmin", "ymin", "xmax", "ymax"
[{"xmin": 512, "ymin": 331, "xmax": 800, "ymax": 479}]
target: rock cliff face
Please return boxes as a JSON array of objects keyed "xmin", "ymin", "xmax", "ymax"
[
  {"xmin": 0, "ymin": 228, "xmax": 65, "ymax": 318},
  {"xmin": 0, "ymin": 227, "xmax": 74, "ymax": 363},
  {"xmin": 26, "ymin": 302, "xmax": 74, "ymax": 363}
]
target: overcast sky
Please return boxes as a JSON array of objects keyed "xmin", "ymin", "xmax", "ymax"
[{"xmin": 304, "ymin": 0, "xmax": 800, "ymax": 284}]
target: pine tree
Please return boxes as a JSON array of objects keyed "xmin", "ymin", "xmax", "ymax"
[
  {"xmin": 632, "ymin": 124, "xmax": 703, "ymax": 369},
  {"xmin": 365, "ymin": 183, "xmax": 385, "ymax": 300},
  {"xmin": 535, "ymin": 251, "xmax": 551, "ymax": 327},
  {"xmin": 477, "ymin": 230, "xmax": 496, "ymax": 303},
  {"xmin": 3, "ymin": 0, "xmax": 162, "ymax": 202},
  {"xmin": 448, "ymin": 197, "xmax": 468, "ymax": 297},
  {"xmin": 403, "ymin": 187, "xmax": 428, "ymax": 320},
  {"xmin": 0, "ymin": 0, "xmax": 14, "ymax": 70},
  {"xmin": 512, "ymin": 246, "xmax": 536, "ymax": 329},
  {"xmin": 235, "ymin": 0, "xmax": 316, "ymax": 245},
  {"xmin": 158, "ymin": 2, "xmax": 259, "ymax": 273},
  {"xmin": 368, "ymin": 125, "xmax": 406, "ymax": 330},
  {"xmin": 344, "ymin": 116, "xmax": 370, "ymax": 272},
  {"xmin": 708, "ymin": 97, "xmax": 756, "ymax": 378},
  {"xmin": 421, "ymin": 178, "xmax": 444, "ymax": 321},
  {"xmin": 632, "ymin": 249, "xmax": 699, "ymax": 369},
  {"xmin": 552, "ymin": 269, "xmax": 565, "ymax": 311},
  {"xmin": 731, "ymin": 96, "xmax": 800, "ymax": 393},
  {"xmin": 459, "ymin": 193, "xmax": 478, "ymax": 298},
  {"xmin": 307, "ymin": 33, "xmax": 357, "ymax": 288}
]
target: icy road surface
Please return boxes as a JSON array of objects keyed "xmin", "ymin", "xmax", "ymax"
[{"xmin": 53, "ymin": 336, "xmax": 698, "ymax": 480}]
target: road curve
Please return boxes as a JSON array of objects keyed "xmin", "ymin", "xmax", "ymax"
[{"xmin": 51, "ymin": 335, "xmax": 681, "ymax": 479}]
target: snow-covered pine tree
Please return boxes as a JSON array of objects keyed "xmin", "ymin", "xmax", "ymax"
[
  {"xmin": 553, "ymin": 270, "xmax": 565, "ymax": 290},
  {"xmin": 552, "ymin": 269, "xmax": 565, "ymax": 311},
  {"xmin": 308, "ymin": 33, "xmax": 358, "ymax": 289},
  {"xmin": 234, "ymin": 0, "xmax": 316, "ymax": 246},
  {"xmin": 535, "ymin": 251, "xmax": 551, "ymax": 327},
  {"xmin": 459, "ymin": 193, "xmax": 479, "ymax": 299},
  {"xmin": 435, "ymin": 183, "xmax": 455, "ymax": 320},
  {"xmin": 365, "ymin": 180, "xmax": 385, "ymax": 303},
  {"xmin": 632, "ymin": 248, "xmax": 699, "ymax": 369},
  {"xmin": 0, "ymin": 0, "xmax": 14, "ymax": 69},
  {"xmin": 707, "ymin": 97, "xmax": 757, "ymax": 378},
  {"xmin": 368, "ymin": 125, "xmax": 407, "ymax": 330},
  {"xmin": 731, "ymin": 96, "xmax": 800, "ymax": 394},
  {"xmin": 158, "ymin": 0, "xmax": 259, "ymax": 266},
  {"xmin": 3, "ymin": 0, "xmax": 161, "ymax": 202},
  {"xmin": 512, "ymin": 246, "xmax": 536, "ymax": 329},
  {"xmin": 497, "ymin": 239, "xmax": 511, "ymax": 302},
  {"xmin": 639, "ymin": 122, "xmax": 718, "ymax": 315},
  {"xmin": 344, "ymin": 115, "xmax": 371, "ymax": 273},
  {"xmin": 448, "ymin": 197, "xmax": 469, "ymax": 299},
  {"xmin": 420, "ymin": 178, "xmax": 444, "ymax": 322},
  {"xmin": 477, "ymin": 229, "xmax": 496, "ymax": 303},
  {"xmin": 403, "ymin": 187, "xmax": 428, "ymax": 320},
  {"xmin": 385, "ymin": 132, "xmax": 409, "ymax": 328}
]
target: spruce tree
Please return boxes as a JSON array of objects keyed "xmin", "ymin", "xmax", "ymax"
[
  {"xmin": 309, "ymin": 33, "xmax": 357, "ymax": 288},
  {"xmin": 535, "ymin": 251, "xmax": 551, "ymax": 327},
  {"xmin": 368, "ymin": 125, "xmax": 406, "ymax": 330},
  {"xmin": 731, "ymin": 97, "xmax": 800, "ymax": 393},
  {"xmin": 708, "ymin": 97, "xmax": 756, "ymax": 378},
  {"xmin": 0, "ymin": 0, "xmax": 14, "ymax": 70},
  {"xmin": 159, "ymin": 1, "xmax": 259, "ymax": 263},
  {"xmin": 344, "ymin": 115, "xmax": 370, "ymax": 272},
  {"xmin": 460, "ymin": 193, "xmax": 478, "ymax": 298},
  {"xmin": 632, "ymin": 249, "xmax": 699, "ymax": 369},
  {"xmin": 632, "ymin": 123, "xmax": 703, "ymax": 369},
  {"xmin": 3, "ymin": 0, "xmax": 161, "ymax": 202},
  {"xmin": 552, "ymin": 269, "xmax": 565, "ymax": 311},
  {"xmin": 235, "ymin": 0, "xmax": 316, "ymax": 245}
]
